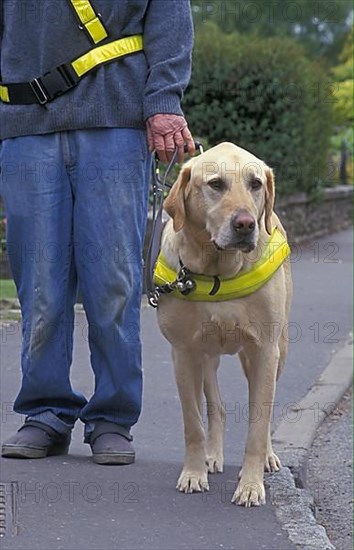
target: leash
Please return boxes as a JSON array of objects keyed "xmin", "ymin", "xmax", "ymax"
[{"xmin": 145, "ymin": 142, "xmax": 204, "ymax": 308}]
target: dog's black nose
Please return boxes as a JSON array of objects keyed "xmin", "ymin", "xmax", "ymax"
[{"xmin": 231, "ymin": 210, "xmax": 256, "ymax": 236}]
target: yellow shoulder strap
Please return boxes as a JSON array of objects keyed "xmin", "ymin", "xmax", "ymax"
[
  {"xmin": 69, "ymin": 0, "xmax": 108, "ymax": 44},
  {"xmin": 71, "ymin": 35, "xmax": 144, "ymax": 77}
]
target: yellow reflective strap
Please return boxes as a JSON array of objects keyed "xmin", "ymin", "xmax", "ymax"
[
  {"xmin": 69, "ymin": 0, "xmax": 108, "ymax": 44},
  {"xmin": 0, "ymin": 35, "xmax": 143, "ymax": 105},
  {"xmin": 70, "ymin": 0, "xmax": 97, "ymax": 23},
  {"xmin": 85, "ymin": 17, "xmax": 107, "ymax": 43},
  {"xmin": 71, "ymin": 35, "xmax": 144, "ymax": 78},
  {"xmin": 153, "ymin": 228, "xmax": 291, "ymax": 302},
  {"xmin": 0, "ymin": 85, "xmax": 10, "ymax": 103},
  {"xmin": 217, "ymin": 234, "xmax": 290, "ymax": 299}
]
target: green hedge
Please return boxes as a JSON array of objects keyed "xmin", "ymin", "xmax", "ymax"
[{"xmin": 183, "ymin": 24, "xmax": 334, "ymax": 196}]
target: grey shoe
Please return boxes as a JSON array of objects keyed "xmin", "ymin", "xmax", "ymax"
[
  {"xmin": 89, "ymin": 421, "xmax": 135, "ymax": 465},
  {"xmin": 1, "ymin": 420, "xmax": 71, "ymax": 459}
]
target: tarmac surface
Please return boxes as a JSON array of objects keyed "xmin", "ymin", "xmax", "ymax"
[
  {"xmin": 0, "ymin": 228, "xmax": 352, "ymax": 550},
  {"xmin": 307, "ymin": 388, "xmax": 353, "ymax": 550}
]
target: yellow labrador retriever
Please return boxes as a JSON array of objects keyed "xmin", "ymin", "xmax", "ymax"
[{"xmin": 155, "ymin": 142, "xmax": 292, "ymax": 507}]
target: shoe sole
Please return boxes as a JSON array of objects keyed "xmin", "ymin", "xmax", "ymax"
[
  {"xmin": 1, "ymin": 445, "xmax": 69, "ymax": 459},
  {"xmin": 93, "ymin": 453, "xmax": 135, "ymax": 465}
]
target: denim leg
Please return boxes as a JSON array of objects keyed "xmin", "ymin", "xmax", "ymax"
[
  {"xmin": 72, "ymin": 128, "xmax": 151, "ymax": 437},
  {"xmin": 0, "ymin": 134, "xmax": 87, "ymax": 434}
]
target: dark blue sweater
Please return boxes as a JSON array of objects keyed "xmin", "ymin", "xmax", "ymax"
[{"xmin": 0, "ymin": 0, "xmax": 194, "ymax": 140}]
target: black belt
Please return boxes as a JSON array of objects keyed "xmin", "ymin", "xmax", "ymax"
[{"xmin": 2, "ymin": 65, "xmax": 80, "ymax": 105}]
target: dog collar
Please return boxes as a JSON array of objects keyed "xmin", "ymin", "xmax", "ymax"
[{"xmin": 153, "ymin": 227, "xmax": 291, "ymax": 302}]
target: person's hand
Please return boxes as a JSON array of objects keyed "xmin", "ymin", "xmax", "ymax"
[{"xmin": 147, "ymin": 114, "xmax": 195, "ymax": 163}]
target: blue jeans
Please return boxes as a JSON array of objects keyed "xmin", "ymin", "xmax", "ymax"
[{"xmin": 0, "ymin": 129, "xmax": 151, "ymax": 440}]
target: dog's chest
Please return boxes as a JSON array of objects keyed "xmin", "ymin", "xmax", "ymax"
[
  {"xmin": 192, "ymin": 301, "xmax": 254, "ymax": 356},
  {"xmin": 158, "ymin": 296, "xmax": 261, "ymax": 356}
]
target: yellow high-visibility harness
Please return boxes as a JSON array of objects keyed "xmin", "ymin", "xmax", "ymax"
[
  {"xmin": 153, "ymin": 227, "xmax": 291, "ymax": 302},
  {"xmin": 69, "ymin": 0, "xmax": 108, "ymax": 44},
  {"xmin": 0, "ymin": 0, "xmax": 143, "ymax": 105}
]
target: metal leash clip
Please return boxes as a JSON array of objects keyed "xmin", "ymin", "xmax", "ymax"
[
  {"xmin": 176, "ymin": 265, "xmax": 196, "ymax": 296},
  {"xmin": 148, "ymin": 290, "xmax": 160, "ymax": 308}
]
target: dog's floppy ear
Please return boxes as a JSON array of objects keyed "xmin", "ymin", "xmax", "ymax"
[
  {"xmin": 264, "ymin": 167, "xmax": 275, "ymax": 235},
  {"xmin": 164, "ymin": 163, "xmax": 192, "ymax": 232}
]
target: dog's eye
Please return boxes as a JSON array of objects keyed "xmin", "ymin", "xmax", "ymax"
[
  {"xmin": 250, "ymin": 178, "xmax": 263, "ymax": 191},
  {"xmin": 207, "ymin": 178, "xmax": 225, "ymax": 191}
]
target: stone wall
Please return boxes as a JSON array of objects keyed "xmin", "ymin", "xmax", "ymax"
[{"xmin": 275, "ymin": 186, "xmax": 353, "ymax": 243}]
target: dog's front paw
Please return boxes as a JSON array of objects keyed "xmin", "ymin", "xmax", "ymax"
[
  {"xmin": 265, "ymin": 452, "xmax": 281, "ymax": 473},
  {"xmin": 231, "ymin": 479, "xmax": 266, "ymax": 507},
  {"xmin": 176, "ymin": 469, "xmax": 209, "ymax": 493}
]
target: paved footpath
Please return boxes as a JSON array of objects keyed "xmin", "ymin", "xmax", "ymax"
[{"xmin": 0, "ymin": 228, "xmax": 352, "ymax": 550}]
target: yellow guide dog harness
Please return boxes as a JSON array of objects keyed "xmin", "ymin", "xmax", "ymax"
[
  {"xmin": 153, "ymin": 227, "xmax": 291, "ymax": 302},
  {"xmin": 0, "ymin": 0, "xmax": 143, "ymax": 105}
]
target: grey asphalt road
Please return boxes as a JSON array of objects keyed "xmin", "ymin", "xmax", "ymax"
[
  {"xmin": 307, "ymin": 388, "xmax": 353, "ymax": 550},
  {"xmin": 0, "ymin": 228, "xmax": 352, "ymax": 550}
]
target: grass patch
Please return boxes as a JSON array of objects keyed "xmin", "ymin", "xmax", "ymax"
[{"xmin": 0, "ymin": 279, "xmax": 18, "ymax": 300}]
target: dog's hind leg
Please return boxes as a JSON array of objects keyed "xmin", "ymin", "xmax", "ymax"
[
  {"xmin": 276, "ymin": 324, "xmax": 289, "ymax": 379},
  {"xmin": 203, "ymin": 356, "xmax": 225, "ymax": 473},
  {"xmin": 173, "ymin": 347, "xmax": 209, "ymax": 494},
  {"xmin": 265, "ymin": 425, "xmax": 281, "ymax": 473},
  {"xmin": 264, "ymin": 329, "xmax": 289, "ymax": 471}
]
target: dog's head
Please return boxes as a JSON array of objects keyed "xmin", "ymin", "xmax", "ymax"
[{"xmin": 164, "ymin": 142, "xmax": 275, "ymax": 252}]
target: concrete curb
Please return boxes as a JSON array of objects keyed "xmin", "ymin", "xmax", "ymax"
[
  {"xmin": 266, "ymin": 468, "xmax": 335, "ymax": 550},
  {"xmin": 269, "ymin": 340, "xmax": 353, "ymax": 549},
  {"xmin": 273, "ymin": 340, "xmax": 353, "ymax": 484}
]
